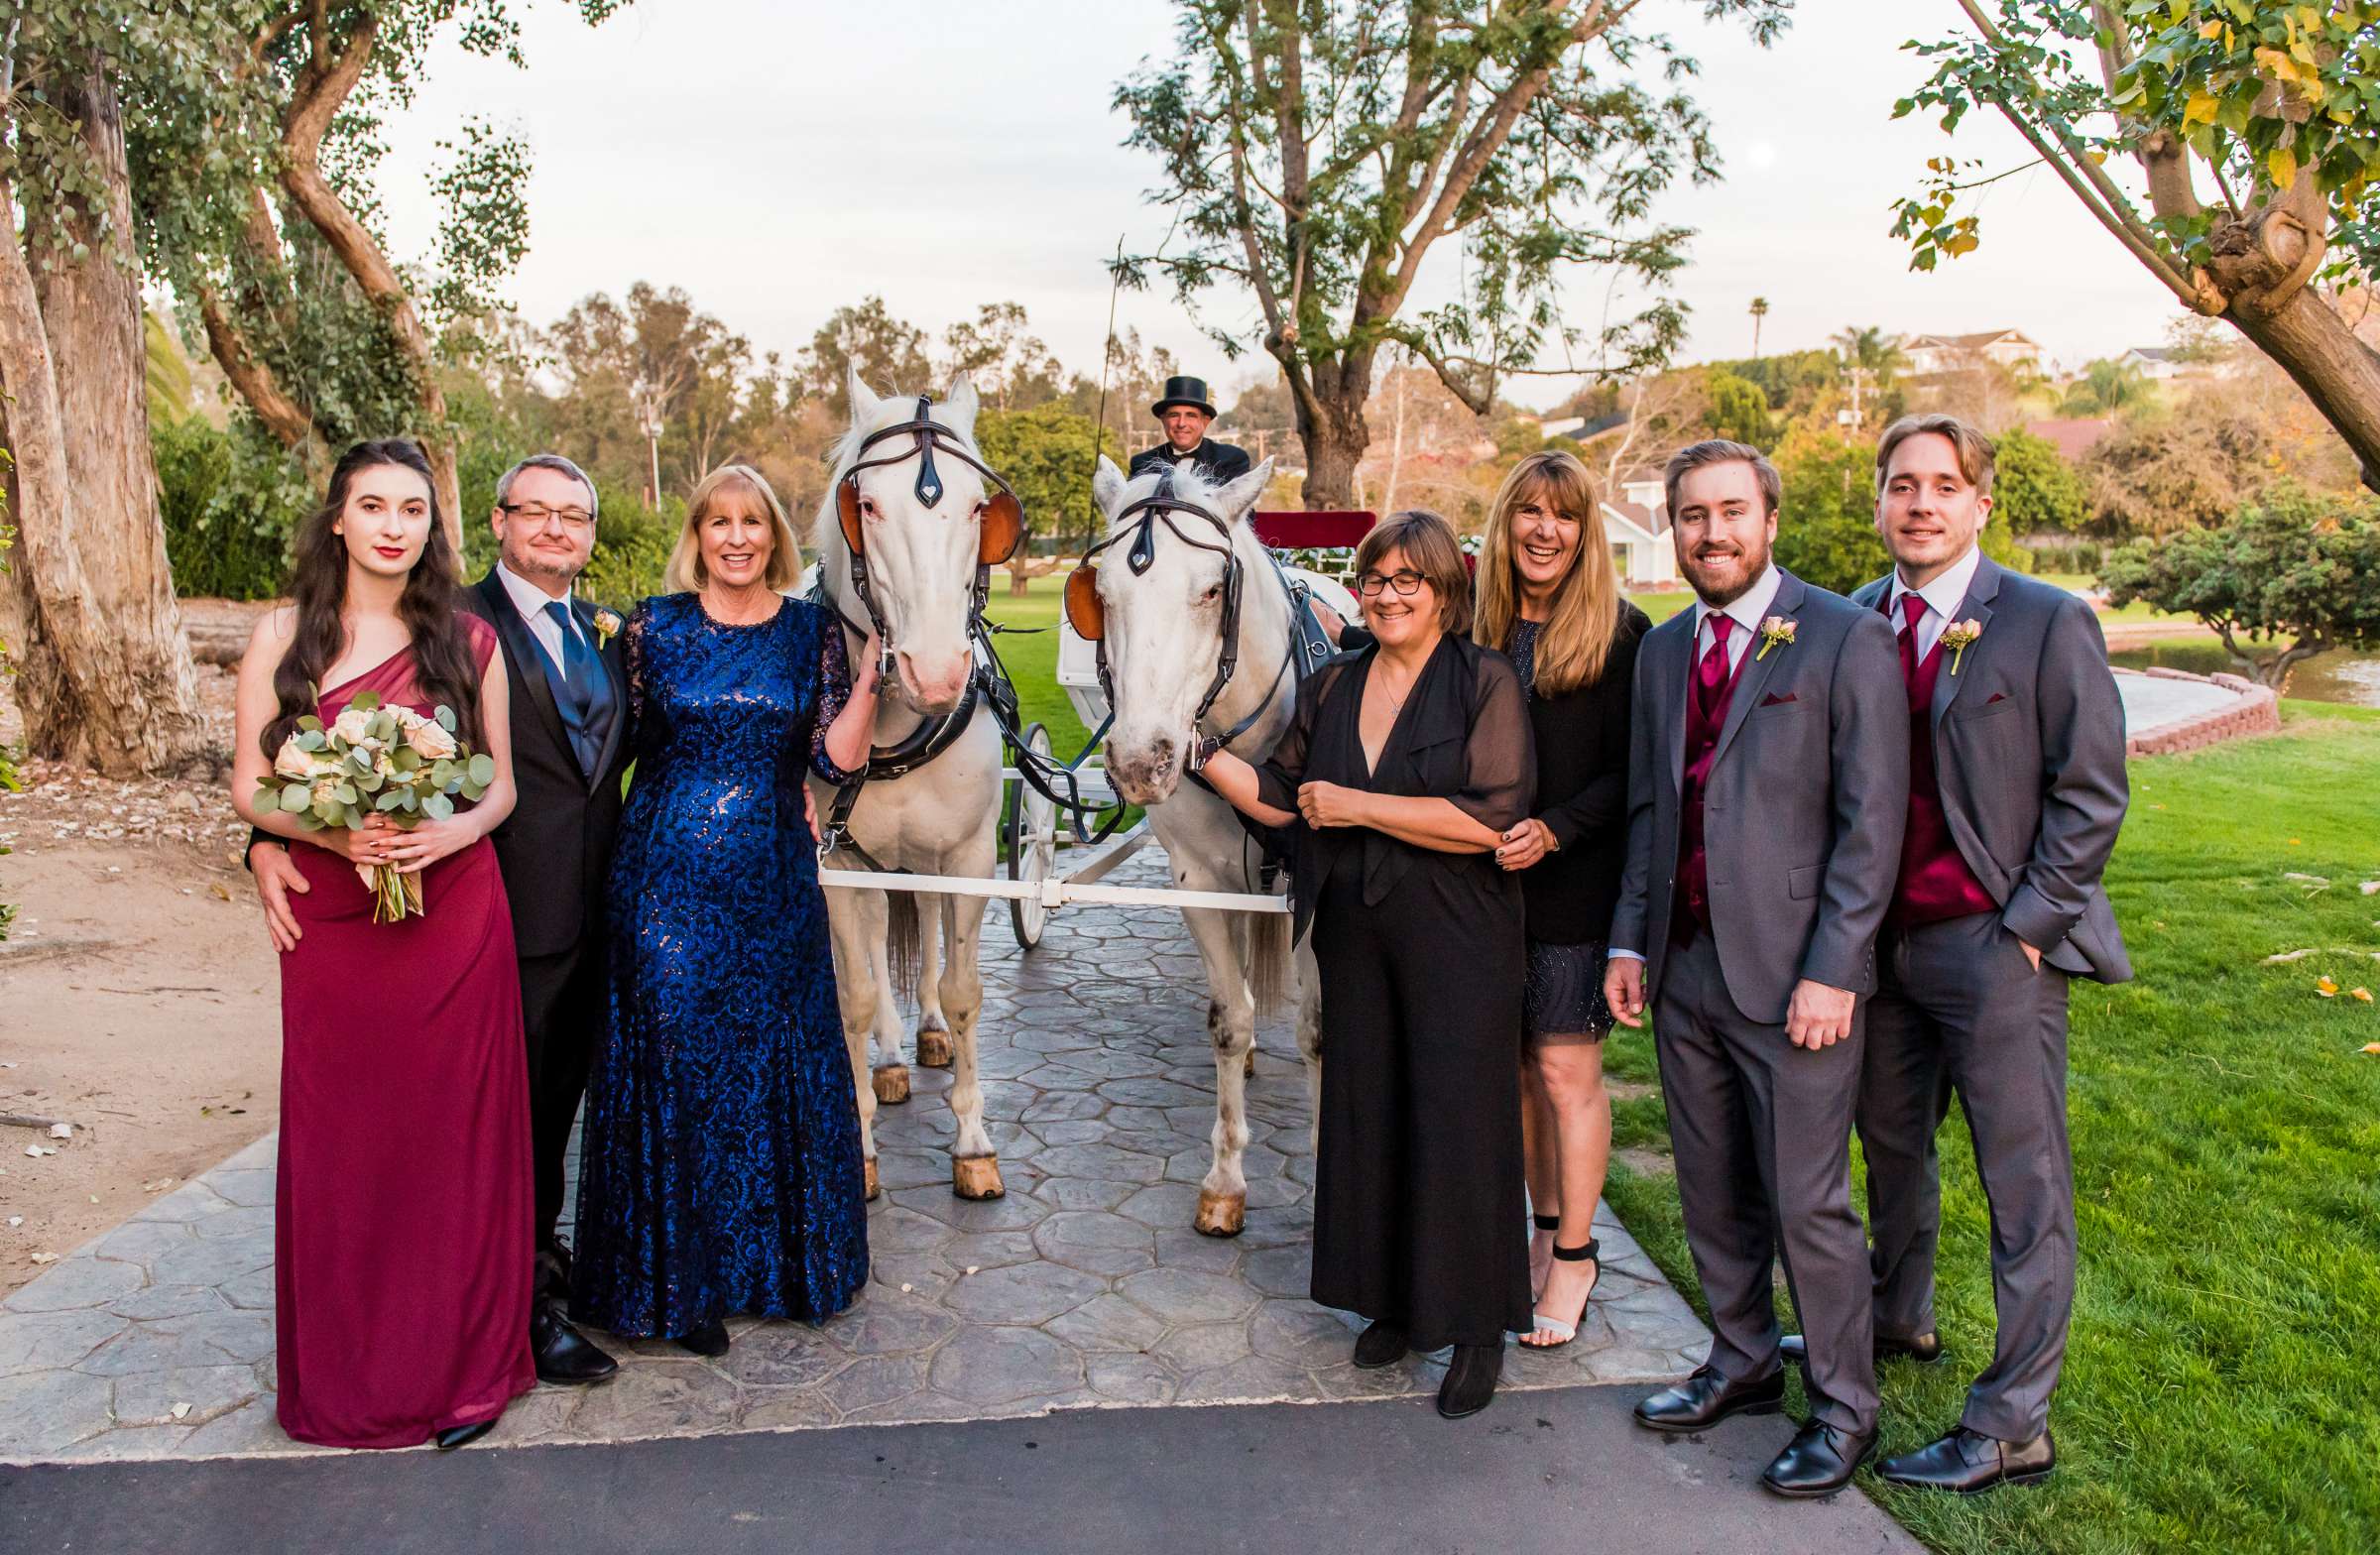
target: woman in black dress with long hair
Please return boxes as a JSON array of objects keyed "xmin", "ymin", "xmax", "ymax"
[
  {"xmin": 1475, "ymin": 450, "xmax": 1650, "ymax": 1351},
  {"xmin": 1199, "ymin": 509, "xmax": 1534, "ymax": 1420}
]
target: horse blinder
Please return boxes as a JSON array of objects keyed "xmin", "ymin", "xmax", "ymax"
[
  {"xmin": 1064, "ymin": 563, "xmax": 1106, "ymax": 641},
  {"xmin": 979, "ymin": 488, "xmax": 1025, "ymax": 566}
]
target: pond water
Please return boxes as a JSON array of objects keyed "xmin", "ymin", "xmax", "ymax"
[{"xmin": 2108, "ymin": 642, "xmax": 2380, "ymax": 708}]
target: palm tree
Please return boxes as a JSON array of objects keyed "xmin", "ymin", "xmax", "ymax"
[
  {"xmin": 1831, "ymin": 324, "xmax": 1907, "ymax": 381},
  {"xmin": 1749, "ymin": 297, "xmax": 1769, "ymax": 359},
  {"xmin": 2062, "ymin": 358, "xmax": 2152, "ymax": 416}
]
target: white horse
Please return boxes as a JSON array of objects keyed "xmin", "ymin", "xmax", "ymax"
[
  {"xmin": 1072, "ymin": 455, "xmax": 1324, "ymax": 1237},
  {"xmin": 811, "ymin": 372, "xmax": 1019, "ymax": 1201}
]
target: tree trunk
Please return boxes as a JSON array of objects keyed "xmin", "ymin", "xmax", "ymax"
[
  {"xmin": 1292, "ymin": 357, "xmax": 1373, "ymax": 511},
  {"xmin": 0, "ymin": 73, "xmax": 211, "ymax": 777},
  {"xmin": 279, "ymin": 13, "xmax": 462, "ymax": 544}
]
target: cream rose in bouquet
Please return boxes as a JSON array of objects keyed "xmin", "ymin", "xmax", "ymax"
[{"xmin": 257, "ymin": 690, "xmax": 494, "ymax": 923}]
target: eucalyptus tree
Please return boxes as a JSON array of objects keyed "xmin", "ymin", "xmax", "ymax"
[
  {"xmin": 0, "ymin": 4, "xmax": 213, "ymax": 772},
  {"xmin": 1114, "ymin": 0, "xmax": 1790, "ymax": 507},
  {"xmin": 133, "ymin": 0, "xmax": 630, "ymax": 544},
  {"xmin": 1894, "ymin": 1, "xmax": 2380, "ymax": 491}
]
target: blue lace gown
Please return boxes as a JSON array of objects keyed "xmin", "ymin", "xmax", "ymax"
[{"xmin": 572, "ymin": 592, "xmax": 868, "ymax": 1337}]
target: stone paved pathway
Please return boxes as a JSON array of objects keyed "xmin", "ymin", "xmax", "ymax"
[{"xmin": 0, "ymin": 853, "xmax": 1708, "ymax": 1464}]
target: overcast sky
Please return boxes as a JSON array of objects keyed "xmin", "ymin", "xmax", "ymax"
[{"xmin": 373, "ymin": 0, "xmax": 2189, "ymax": 413}]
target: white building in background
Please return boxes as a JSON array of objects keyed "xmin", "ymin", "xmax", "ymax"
[
  {"xmin": 1604, "ymin": 475, "xmax": 1679, "ymax": 589},
  {"xmin": 1902, "ymin": 328, "xmax": 2048, "ymax": 378},
  {"xmin": 2116, "ymin": 346, "xmax": 2185, "ymax": 380}
]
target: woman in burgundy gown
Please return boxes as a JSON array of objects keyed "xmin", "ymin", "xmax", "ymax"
[{"xmin": 230, "ymin": 439, "xmax": 533, "ymax": 1451}]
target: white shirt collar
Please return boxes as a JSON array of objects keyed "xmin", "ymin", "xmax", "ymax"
[
  {"xmin": 496, "ymin": 558, "xmax": 572, "ymax": 621},
  {"xmin": 1889, "ymin": 544, "xmax": 1982, "ymax": 625},
  {"xmin": 1693, "ymin": 563, "xmax": 1783, "ymax": 643}
]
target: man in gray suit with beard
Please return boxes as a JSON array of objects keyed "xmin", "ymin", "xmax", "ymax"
[
  {"xmin": 1789, "ymin": 415, "xmax": 2128, "ymax": 1495},
  {"xmin": 1606, "ymin": 440, "xmax": 1908, "ymax": 1498}
]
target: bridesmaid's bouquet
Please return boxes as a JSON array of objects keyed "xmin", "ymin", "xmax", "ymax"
[{"xmin": 258, "ymin": 692, "xmax": 495, "ymax": 923}]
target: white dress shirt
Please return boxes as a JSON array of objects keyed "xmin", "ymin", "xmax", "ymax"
[
  {"xmin": 1609, "ymin": 564, "xmax": 1786, "ymax": 964},
  {"xmin": 1886, "ymin": 544, "xmax": 1982, "ymax": 661},
  {"xmin": 496, "ymin": 559, "xmax": 586, "ymax": 667}
]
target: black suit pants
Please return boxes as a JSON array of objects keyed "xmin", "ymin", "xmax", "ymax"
[{"xmin": 520, "ymin": 935, "xmax": 607, "ymax": 1259}]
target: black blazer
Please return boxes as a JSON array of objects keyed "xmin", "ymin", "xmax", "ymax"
[
  {"xmin": 465, "ymin": 571, "xmax": 632, "ymax": 959},
  {"xmin": 1129, "ymin": 438, "xmax": 1253, "ymax": 485},
  {"xmin": 1513, "ymin": 602, "xmax": 1651, "ymax": 945}
]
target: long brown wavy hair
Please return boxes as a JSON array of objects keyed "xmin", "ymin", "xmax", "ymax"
[
  {"xmin": 262, "ymin": 439, "xmax": 481, "ymax": 759},
  {"xmin": 1473, "ymin": 449, "xmax": 1622, "ymax": 695}
]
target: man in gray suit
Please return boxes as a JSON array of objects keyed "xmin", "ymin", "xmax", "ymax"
[
  {"xmin": 1817, "ymin": 415, "xmax": 2129, "ymax": 1494},
  {"xmin": 1606, "ymin": 440, "xmax": 1908, "ymax": 1498}
]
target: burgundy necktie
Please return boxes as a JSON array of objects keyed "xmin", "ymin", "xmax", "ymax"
[
  {"xmin": 1899, "ymin": 592, "xmax": 1928, "ymax": 692},
  {"xmin": 1697, "ymin": 614, "xmax": 1734, "ymax": 721}
]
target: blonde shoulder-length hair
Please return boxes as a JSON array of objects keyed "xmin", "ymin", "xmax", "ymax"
[
  {"xmin": 665, "ymin": 464, "xmax": 803, "ymax": 594},
  {"xmin": 1473, "ymin": 449, "xmax": 1621, "ymax": 696}
]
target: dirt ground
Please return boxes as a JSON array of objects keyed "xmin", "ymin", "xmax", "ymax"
[{"xmin": 0, "ymin": 603, "xmax": 281, "ymax": 1296}]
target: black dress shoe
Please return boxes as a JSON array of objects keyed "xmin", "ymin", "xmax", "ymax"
[
  {"xmin": 1880, "ymin": 1426, "xmax": 2055, "ymax": 1495},
  {"xmin": 1780, "ymin": 1329, "xmax": 1944, "ymax": 1368},
  {"xmin": 675, "ymin": 1318, "xmax": 731, "ymax": 1358},
  {"xmin": 1436, "ymin": 1342, "xmax": 1501, "ymax": 1419},
  {"xmin": 1352, "ymin": 1320, "xmax": 1408, "ymax": 1370},
  {"xmin": 1761, "ymin": 1419, "xmax": 1877, "ymax": 1498},
  {"xmin": 1631, "ymin": 1365, "xmax": 1787, "ymax": 1434},
  {"xmin": 433, "ymin": 1419, "xmax": 496, "ymax": 1452},
  {"xmin": 532, "ymin": 1300, "xmax": 619, "ymax": 1385}
]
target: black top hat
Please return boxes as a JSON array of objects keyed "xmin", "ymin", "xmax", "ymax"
[{"xmin": 1151, "ymin": 376, "xmax": 1218, "ymax": 419}]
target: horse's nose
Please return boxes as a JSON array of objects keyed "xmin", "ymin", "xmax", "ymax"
[{"xmin": 894, "ymin": 648, "xmax": 972, "ymax": 714}]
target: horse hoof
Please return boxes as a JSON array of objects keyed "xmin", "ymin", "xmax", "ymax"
[
  {"xmin": 916, "ymin": 1024, "xmax": 954, "ymax": 1068},
  {"xmin": 952, "ymin": 1155, "xmax": 1006, "ymax": 1200},
  {"xmin": 1194, "ymin": 1189, "xmax": 1247, "ymax": 1238},
  {"xmin": 872, "ymin": 1064, "xmax": 911, "ymax": 1106},
  {"xmin": 863, "ymin": 1158, "xmax": 881, "ymax": 1200}
]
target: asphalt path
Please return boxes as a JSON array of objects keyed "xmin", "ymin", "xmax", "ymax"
[{"xmin": 1, "ymin": 1383, "xmax": 1919, "ymax": 1555}]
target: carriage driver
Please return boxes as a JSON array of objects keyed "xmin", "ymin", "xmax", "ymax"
[{"xmin": 1130, "ymin": 376, "xmax": 1253, "ymax": 485}]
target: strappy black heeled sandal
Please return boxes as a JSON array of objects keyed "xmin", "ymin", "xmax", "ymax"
[{"xmin": 1519, "ymin": 1238, "xmax": 1601, "ymax": 1350}]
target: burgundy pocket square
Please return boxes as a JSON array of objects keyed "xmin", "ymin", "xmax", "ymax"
[
  {"xmin": 1759, "ymin": 691, "xmax": 1798, "ymax": 707},
  {"xmin": 1985, "ymin": 691, "xmax": 2007, "ymax": 704}
]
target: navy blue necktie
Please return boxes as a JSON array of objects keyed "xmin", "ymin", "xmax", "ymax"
[{"xmin": 545, "ymin": 601, "xmax": 608, "ymax": 778}]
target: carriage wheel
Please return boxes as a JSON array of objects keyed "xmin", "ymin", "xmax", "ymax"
[{"xmin": 1006, "ymin": 722, "xmax": 1057, "ymax": 950}]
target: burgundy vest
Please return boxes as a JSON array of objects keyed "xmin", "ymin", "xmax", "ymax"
[
  {"xmin": 1671, "ymin": 632, "xmax": 1751, "ymax": 945},
  {"xmin": 1892, "ymin": 609, "xmax": 1996, "ymax": 925}
]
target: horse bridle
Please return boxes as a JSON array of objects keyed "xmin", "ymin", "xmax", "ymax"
[
  {"xmin": 835, "ymin": 394, "xmax": 1025, "ymax": 639},
  {"xmin": 1064, "ymin": 473, "xmax": 1296, "ymax": 756},
  {"xmin": 817, "ymin": 395, "xmax": 1029, "ymax": 865}
]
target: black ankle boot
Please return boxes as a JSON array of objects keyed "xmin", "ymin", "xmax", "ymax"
[
  {"xmin": 1437, "ymin": 1342, "xmax": 1502, "ymax": 1418},
  {"xmin": 1352, "ymin": 1320, "xmax": 1408, "ymax": 1370},
  {"xmin": 675, "ymin": 1318, "xmax": 730, "ymax": 1358}
]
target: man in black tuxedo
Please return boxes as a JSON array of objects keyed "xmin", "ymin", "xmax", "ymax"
[
  {"xmin": 251, "ymin": 453, "xmax": 629, "ymax": 1385},
  {"xmin": 1128, "ymin": 375, "xmax": 1252, "ymax": 485}
]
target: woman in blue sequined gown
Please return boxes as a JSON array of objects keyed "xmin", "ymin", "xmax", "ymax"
[{"xmin": 573, "ymin": 466, "xmax": 881, "ymax": 1356}]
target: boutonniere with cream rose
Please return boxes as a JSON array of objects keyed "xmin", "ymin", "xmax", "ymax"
[
  {"xmin": 1941, "ymin": 618, "xmax": 1983, "ymax": 674},
  {"xmin": 1754, "ymin": 615, "xmax": 1797, "ymax": 661},
  {"xmin": 592, "ymin": 607, "xmax": 623, "ymax": 648},
  {"xmin": 257, "ymin": 691, "xmax": 496, "ymax": 923}
]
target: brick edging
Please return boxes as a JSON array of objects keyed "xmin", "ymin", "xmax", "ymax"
[{"xmin": 2117, "ymin": 666, "xmax": 2281, "ymax": 757}]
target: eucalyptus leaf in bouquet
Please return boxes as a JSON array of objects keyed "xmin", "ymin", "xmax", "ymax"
[{"xmin": 257, "ymin": 690, "xmax": 495, "ymax": 923}]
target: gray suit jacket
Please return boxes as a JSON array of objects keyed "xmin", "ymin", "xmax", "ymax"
[
  {"xmin": 1610, "ymin": 571, "xmax": 1909, "ymax": 1026},
  {"xmin": 1851, "ymin": 557, "xmax": 2132, "ymax": 984}
]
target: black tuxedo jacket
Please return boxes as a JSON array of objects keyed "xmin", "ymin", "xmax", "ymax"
[
  {"xmin": 465, "ymin": 571, "xmax": 632, "ymax": 959},
  {"xmin": 1129, "ymin": 438, "xmax": 1253, "ymax": 485}
]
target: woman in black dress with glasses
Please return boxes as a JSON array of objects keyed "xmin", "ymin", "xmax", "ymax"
[{"xmin": 1199, "ymin": 509, "xmax": 1535, "ymax": 1420}]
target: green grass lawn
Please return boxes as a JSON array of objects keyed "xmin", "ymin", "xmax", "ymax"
[
  {"xmin": 981, "ymin": 575, "xmax": 1100, "ymax": 761},
  {"xmin": 1603, "ymin": 703, "xmax": 2380, "ymax": 1552}
]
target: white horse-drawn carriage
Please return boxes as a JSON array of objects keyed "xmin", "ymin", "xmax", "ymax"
[{"xmin": 808, "ymin": 372, "xmax": 1365, "ymax": 1236}]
